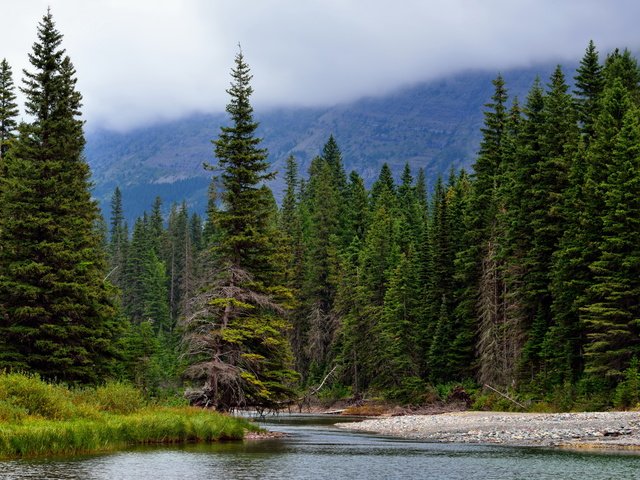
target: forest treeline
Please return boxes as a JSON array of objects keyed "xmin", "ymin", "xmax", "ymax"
[
  {"xmin": 102, "ymin": 41, "xmax": 640, "ymax": 409},
  {"xmin": 1, "ymin": 11, "xmax": 640, "ymax": 411}
]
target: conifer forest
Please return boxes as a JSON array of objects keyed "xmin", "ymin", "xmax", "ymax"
[{"xmin": 3, "ymin": 12, "xmax": 640, "ymax": 412}]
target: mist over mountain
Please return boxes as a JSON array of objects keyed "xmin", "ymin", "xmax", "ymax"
[{"xmin": 86, "ymin": 63, "xmax": 564, "ymax": 222}]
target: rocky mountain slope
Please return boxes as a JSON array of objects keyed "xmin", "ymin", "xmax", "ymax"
[{"xmin": 85, "ymin": 63, "xmax": 564, "ymax": 221}]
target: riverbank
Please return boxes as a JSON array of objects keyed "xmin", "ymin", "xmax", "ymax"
[
  {"xmin": 337, "ymin": 411, "xmax": 640, "ymax": 450},
  {"xmin": 0, "ymin": 372, "xmax": 257, "ymax": 458}
]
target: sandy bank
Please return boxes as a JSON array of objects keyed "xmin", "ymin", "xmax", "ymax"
[{"xmin": 337, "ymin": 411, "xmax": 640, "ymax": 450}]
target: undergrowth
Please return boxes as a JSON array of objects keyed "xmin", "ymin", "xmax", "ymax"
[{"xmin": 0, "ymin": 372, "xmax": 257, "ymax": 458}]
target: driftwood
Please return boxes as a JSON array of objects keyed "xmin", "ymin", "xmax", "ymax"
[
  {"xmin": 296, "ymin": 365, "xmax": 338, "ymax": 412},
  {"xmin": 484, "ymin": 383, "xmax": 526, "ymax": 410}
]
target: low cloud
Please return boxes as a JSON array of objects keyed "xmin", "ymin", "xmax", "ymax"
[{"xmin": 2, "ymin": 0, "xmax": 639, "ymax": 131}]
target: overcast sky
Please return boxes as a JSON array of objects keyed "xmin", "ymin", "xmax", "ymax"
[{"xmin": 2, "ymin": 0, "xmax": 640, "ymax": 131}]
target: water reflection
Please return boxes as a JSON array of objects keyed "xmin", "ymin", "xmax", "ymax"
[{"xmin": 3, "ymin": 415, "xmax": 640, "ymax": 480}]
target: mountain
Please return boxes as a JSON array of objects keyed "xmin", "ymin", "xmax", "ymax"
[{"xmin": 85, "ymin": 63, "xmax": 565, "ymax": 222}]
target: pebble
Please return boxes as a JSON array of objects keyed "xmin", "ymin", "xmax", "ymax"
[{"xmin": 336, "ymin": 411, "xmax": 640, "ymax": 449}]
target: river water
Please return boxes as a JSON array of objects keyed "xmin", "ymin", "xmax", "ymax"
[{"xmin": 3, "ymin": 414, "xmax": 640, "ymax": 479}]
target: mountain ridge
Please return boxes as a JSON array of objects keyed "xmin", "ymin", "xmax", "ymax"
[{"xmin": 85, "ymin": 63, "xmax": 566, "ymax": 221}]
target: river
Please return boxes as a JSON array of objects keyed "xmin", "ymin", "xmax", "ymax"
[{"xmin": 3, "ymin": 414, "xmax": 640, "ymax": 479}]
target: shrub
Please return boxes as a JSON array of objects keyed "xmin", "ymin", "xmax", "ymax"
[
  {"xmin": 614, "ymin": 358, "xmax": 640, "ymax": 410},
  {"xmin": 0, "ymin": 372, "xmax": 75, "ymax": 420},
  {"xmin": 91, "ymin": 381, "xmax": 146, "ymax": 414},
  {"xmin": 0, "ymin": 400, "xmax": 28, "ymax": 422}
]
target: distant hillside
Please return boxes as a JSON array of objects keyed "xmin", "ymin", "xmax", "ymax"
[{"xmin": 85, "ymin": 63, "xmax": 565, "ymax": 222}]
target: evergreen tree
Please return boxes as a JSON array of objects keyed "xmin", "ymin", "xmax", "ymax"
[
  {"xmin": 123, "ymin": 216, "xmax": 151, "ymax": 322},
  {"xmin": 581, "ymin": 105, "xmax": 640, "ymax": 381},
  {"xmin": 300, "ymin": 156, "xmax": 342, "ymax": 378},
  {"xmin": 321, "ymin": 134, "xmax": 347, "ymax": 195},
  {"xmin": 455, "ymin": 75, "xmax": 512, "ymax": 387},
  {"xmin": 345, "ymin": 170, "xmax": 369, "ymax": 244},
  {"xmin": 376, "ymin": 249, "xmax": 422, "ymax": 397},
  {"xmin": 279, "ymin": 155, "xmax": 306, "ymax": 372},
  {"xmin": 166, "ymin": 203, "xmax": 190, "ymax": 321},
  {"xmin": 603, "ymin": 48, "xmax": 640, "ymax": 99},
  {"xmin": 148, "ymin": 196, "xmax": 165, "ymax": 257},
  {"xmin": 424, "ymin": 177, "xmax": 455, "ymax": 380},
  {"xmin": 0, "ymin": 58, "xmax": 18, "ymax": 160},
  {"xmin": 0, "ymin": 11, "xmax": 118, "ymax": 383},
  {"xmin": 211, "ymin": 48, "xmax": 276, "ymax": 282},
  {"xmin": 370, "ymin": 163, "xmax": 396, "ymax": 208},
  {"xmin": 141, "ymin": 250, "xmax": 171, "ymax": 333},
  {"xmin": 574, "ymin": 41, "xmax": 604, "ymax": 142},
  {"xmin": 181, "ymin": 48, "xmax": 296, "ymax": 410},
  {"xmin": 108, "ymin": 186, "xmax": 128, "ymax": 290},
  {"xmin": 521, "ymin": 67, "xmax": 579, "ymax": 381}
]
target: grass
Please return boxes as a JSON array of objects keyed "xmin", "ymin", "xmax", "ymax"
[{"xmin": 0, "ymin": 372, "xmax": 258, "ymax": 458}]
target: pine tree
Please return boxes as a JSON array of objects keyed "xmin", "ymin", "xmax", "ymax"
[
  {"xmin": 0, "ymin": 58, "xmax": 18, "ymax": 160},
  {"xmin": 455, "ymin": 75, "xmax": 512, "ymax": 387},
  {"xmin": 108, "ymin": 186, "xmax": 128, "ymax": 290},
  {"xmin": 181, "ymin": 48, "xmax": 296, "ymax": 410},
  {"xmin": 424, "ymin": 177, "xmax": 455, "ymax": 380},
  {"xmin": 321, "ymin": 134, "xmax": 347, "ymax": 196},
  {"xmin": 166, "ymin": 203, "xmax": 189, "ymax": 321},
  {"xmin": 581, "ymin": 105, "xmax": 640, "ymax": 381},
  {"xmin": 123, "ymin": 216, "xmax": 151, "ymax": 322},
  {"xmin": 0, "ymin": 11, "xmax": 118, "ymax": 383},
  {"xmin": 148, "ymin": 196, "xmax": 165, "ymax": 257},
  {"xmin": 370, "ymin": 163, "xmax": 396, "ymax": 208},
  {"xmin": 211, "ymin": 48, "xmax": 275, "ymax": 282},
  {"xmin": 603, "ymin": 48, "xmax": 640, "ymax": 100},
  {"xmin": 521, "ymin": 66, "xmax": 579, "ymax": 381},
  {"xmin": 279, "ymin": 155, "xmax": 307, "ymax": 372},
  {"xmin": 345, "ymin": 170, "xmax": 369, "ymax": 244},
  {"xmin": 141, "ymin": 250, "xmax": 171, "ymax": 333},
  {"xmin": 574, "ymin": 41, "xmax": 604, "ymax": 142},
  {"xmin": 300, "ymin": 156, "xmax": 342, "ymax": 378},
  {"xmin": 446, "ymin": 170, "xmax": 475, "ymax": 379},
  {"xmin": 376, "ymin": 249, "xmax": 422, "ymax": 398}
]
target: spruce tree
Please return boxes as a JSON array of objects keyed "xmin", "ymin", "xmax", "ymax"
[
  {"xmin": 581, "ymin": 105, "xmax": 640, "ymax": 381},
  {"xmin": 108, "ymin": 186, "xmax": 128, "ymax": 290},
  {"xmin": 521, "ymin": 67, "xmax": 579, "ymax": 381},
  {"xmin": 345, "ymin": 170, "xmax": 369, "ymax": 244},
  {"xmin": 455, "ymin": 75, "xmax": 512, "ymax": 387},
  {"xmin": 0, "ymin": 58, "xmax": 18, "ymax": 160},
  {"xmin": 574, "ymin": 41, "xmax": 604, "ymax": 142},
  {"xmin": 211, "ymin": 48, "xmax": 275, "ymax": 281},
  {"xmin": 376, "ymin": 249, "xmax": 422, "ymax": 398},
  {"xmin": 181, "ymin": 48, "xmax": 296, "ymax": 410},
  {"xmin": 0, "ymin": 11, "xmax": 118, "ymax": 383}
]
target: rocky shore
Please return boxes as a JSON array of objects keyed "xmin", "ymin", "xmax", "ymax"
[{"xmin": 337, "ymin": 411, "xmax": 640, "ymax": 450}]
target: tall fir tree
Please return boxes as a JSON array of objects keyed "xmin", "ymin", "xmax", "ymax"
[
  {"xmin": 0, "ymin": 11, "xmax": 118, "ymax": 383},
  {"xmin": 581, "ymin": 105, "xmax": 640, "ymax": 382},
  {"xmin": 0, "ymin": 58, "xmax": 18, "ymax": 160},
  {"xmin": 574, "ymin": 41, "xmax": 604, "ymax": 142},
  {"xmin": 108, "ymin": 186, "xmax": 128, "ymax": 290},
  {"xmin": 521, "ymin": 66, "xmax": 579, "ymax": 382},
  {"xmin": 454, "ymin": 75, "xmax": 513, "ymax": 387},
  {"xmin": 181, "ymin": 48, "xmax": 296, "ymax": 410},
  {"xmin": 210, "ymin": 48, "xmax": 275, "ymax": 282}
]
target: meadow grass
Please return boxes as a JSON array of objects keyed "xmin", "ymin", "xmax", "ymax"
[{"xmin": 0, "ymin": 372, "xmax": 258, "ymax": 458}]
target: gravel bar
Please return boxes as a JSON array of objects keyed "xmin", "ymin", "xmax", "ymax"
[{"xmin": 336, "ymin": 412, "xmax": 640, "ymax": 449}]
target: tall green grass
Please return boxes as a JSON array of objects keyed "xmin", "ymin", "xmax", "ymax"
[{"xmin": 0, "ymin": 372, "xmax": 257, "ymax": 458}]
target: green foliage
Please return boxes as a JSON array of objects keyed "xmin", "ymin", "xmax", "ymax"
[
  {"xmin": 0, "ymin": 58, "xmax": 18, "ymax": 159},
  {"xmin": 0, "ymin": 11, "xmax": 119, "ymax": 384},
  {"xmin": 0, "ymin": 372, "xmax": 75, "ymax": 420},
  {"xmin": 91, "ymin": 382, "xmax": 146, "ymax": 414},
  {"xmin": 613, "ymin": 358, "xmax": 640, "ymax": 410},
  {"xmin": 0, "ymin": 372, "xmax": 255, "ymax": 458}
]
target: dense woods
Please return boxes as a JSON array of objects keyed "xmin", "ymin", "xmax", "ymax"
[{"xmin": 2, "ymin": 12, "xmax": 640, "ymax": 411}]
